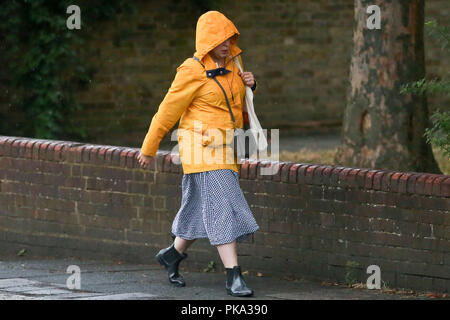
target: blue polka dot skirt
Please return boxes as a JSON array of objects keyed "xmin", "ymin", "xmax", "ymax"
[{"xmin": 171, "ymin": 169, "xmax": 260, "ymax": 246}]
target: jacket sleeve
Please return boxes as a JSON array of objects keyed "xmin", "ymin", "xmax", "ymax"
[{"xmin": 140, "ymin": 64, "xmax": 204, "ymax": 156}]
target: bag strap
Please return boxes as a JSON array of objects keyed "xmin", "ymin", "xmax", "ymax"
[{"xmin": 192, "ymin": 55, "xmax": 237, "ymax": 129}]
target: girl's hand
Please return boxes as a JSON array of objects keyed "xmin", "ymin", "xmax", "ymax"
[
  {"xmin": 238, "ymin": 71, "xmax": 255, "ymax": 88},
  {"xmin": 137, "ymin": 152, "xmax": 153, "ymax": 169}
]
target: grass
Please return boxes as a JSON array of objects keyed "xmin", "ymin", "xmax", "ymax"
[{"xmin": 278, "ymin": 145, "xmax": 450, "ymax": 175}]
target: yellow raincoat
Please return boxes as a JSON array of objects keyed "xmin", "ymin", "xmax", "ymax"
[{"xmin": 140, "ymin": 11, "xmax": 256, "ymax": 174}]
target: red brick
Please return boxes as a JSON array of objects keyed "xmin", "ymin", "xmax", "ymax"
[
  {"xmin": 64, "ymin": 145, "xmax": 75, "ymax": 163},
  {"xmin": 424, "ymin": 175, "xmax": 439, "ymax": 196},
  {"xmin": 126, "ymin": 149, "xmax": 138, "ymax": 169},
  {"xmin": 46, "ymin": 142, "xmax": 58, "ymax": 161},
  {"xmin": 239, "ymin": 159, "xmax": 249, "ymax": 179},
  {"xmin": 30, "ymin": 140, "xmax": 40, "ymax": 160},
  {"xmin": 288, "ymin": 163, "xmax": 301, "ymax": 183},
  {"xmin": 372, "ymin": 171, "xmax": 385, "ymax": 190},
  {"xmin": 281, "ymin": 162, "xmax": 293, "ymax": 183},
  {"xmin": 365, "ymin": 170, "xmax": 380, "ymax": 189},
  {"xmin": 256, "ymin": 160, "xmax": 273, "ymax": 180},
  {"xmin": 81, "ymin": 145, "xmax": 92, "ymax": 162},
  {"xmin": 75, "ymin": 145, "xmax": 87, "ymax": 163},
  {"xmin": 144, "ymin": 154, "xmax": 156, "ymax": 171},
  {"xmin": 111, "ymin": 147, "xmax": 123, "ymax": 166},
  {"xmin": 338, "ymin": 167, "xmax": 352, "ymax": 187},
  {"xmin": 248, "ymin": 159, "xmax": 259, "ymax": 180},
  {"xmin": 7, "ymin": 137, "xmax": 22, "ymax": 156},
  {"xmin": 381, "ymin": 171, "xmax": 395, "ymax": 192},
  {"xmin": 398, "ymin": 173, "xmax": 413, "ymax": 194},
  {"xmin": 40, "ymin": 141, "xmax": 51, "ymax": 160},
  {"xmin": 0, "ymin": 157, "xmax": 11, "ymax": 170},
  {"xmin": 272, "ymin": 161, "xmax": 285, "ymax": 182},
  {"xmin": 11, "ymin": 139, "xmax": 23, "ymax": 157},
  {"xmin": 406, "ymin": 173, "xmax": 421, "ymax": 194},
  {"xmin": 297, "ymin": 164, "xmax": 312, "ymax": 185},
  {"xmin": 61, "ymin": 143, "xmax": 73, "ymax": 161},
  {"xmin": 329, "ymin": 166, "xmax": 345, "ymax": 187},
  {"xmin": 24, "ymin": 141, "xmax": 36, "ymax": 159},
  {"xmin": 7, "ymin": 138, "xmax": 18, "ymax": 157},
  {"xmin": 80, "ymin": 145, "xmax": 90, "ymax": 162},
  {"xmin": 305, "ymin": 165, "xmax": 319, "ymax": 184},
  {"xmin": 415, "ymin": 174, "xmax": 429, "ymax": 195},
  {"xmin": 355, "ymin": 169, "xmax": 369, "ymax": 189},
  {"xmin": 431, "ymin": 176, "xmax": 446, "ymax": 196},
  {"xmin": 45, "ymin": 141, "xmax": 58, "ymax": 161},
  {"xmin": 155, "ymin": 151, "xmax": 169, "ymax": 172},
  {"xmin": 162, "ymin": 153, "xmax": 172, "ymax": 172},
  {"xmin": 320, "ymin": 166, "xmax": 335, "ymax": 185},
  {"xmin": 0, "ymin": 137, "xmax": 6, "ymax": 156},
  {"xmin": 86, "ymin": 145, "xmax": 97, "ymax": 163},
  {"xmin": 311, "ymin": 165, "xmax": 327, "ymax": 185},
  {"xmin": 120, "ymin": 148, "xmax": 130, "ymax": 168},
  {"xmin": 53, "ymin": 143, "xmax": 65, "ymax": 161},
  {"xmin": 87, "ymin": 145, "xmax": 99, "ymax": 164},
  {"xmin": 441, "ymin": 178, "xmax": 450, "ymax": 197},
  {"xmin": 105, "ymin": 147, "xmax": 116, "ymax": 163},
  {"xmin": 170, "ymin": 153, "xmax": 181, "ymax": 173},
  {"xmin": 390, "ymin": 172, "xmax": 403, "ymax": 193},
  {"xmin": 96, "ymin": 146, "xmax": 108, "ymax": 165},
  {"xmin": 42, "ymin": 141, "xmax": 52, "ymax": 161},
  {"xmin": 346, "ymin": 168, "xmax": 361, "ymax": 188},
  {"xmin": 18, "ymin": 140, "xmax": 28, "ymax": 158}
]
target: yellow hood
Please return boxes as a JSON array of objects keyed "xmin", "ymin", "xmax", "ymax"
[{"xmin": 193, "ymin": 11, "xmax": 242, "ymax": 63}]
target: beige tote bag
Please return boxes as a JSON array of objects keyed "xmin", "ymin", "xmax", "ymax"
[{"xmin": 233, "ymin": 56, "xmax": 268, "ymax": 154}]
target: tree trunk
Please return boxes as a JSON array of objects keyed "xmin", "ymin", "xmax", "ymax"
[{"xmin": 334, "ymin": 0, "xmax": 442, "ymax": 174}]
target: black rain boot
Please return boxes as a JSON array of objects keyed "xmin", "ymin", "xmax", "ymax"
[
  {"xmin": 155, "ymin": 242, "xmax": 188, "ymax": 287},
  {"xmin": 225, "ymin": 266, "xmax": 254, "ymax": 297}
]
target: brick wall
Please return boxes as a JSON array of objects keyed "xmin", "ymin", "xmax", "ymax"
[
  {"xmin": 1, "ymin": 0, "xmax": 449, "ymax": 147},
  {"xmin": 1, "ymin": 135, "xmax": 449, "ymax": 292}
]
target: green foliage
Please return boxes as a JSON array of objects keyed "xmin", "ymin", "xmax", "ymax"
[
  {"xmin": 400, "ymin": 19, "xmax": 450, "ymax": 159},
  {"xmin": 344, "ymin": 260, "xmax": 360, "ymax": 286},
  {"xmin": 425, "ymin": 110, "xmax": 450, "ymax": 158},
  {"xmin": 400, "ymin": 78, "xmax": 450, "ymax": 96},
  {"xmin": 0, "ymin": 0, "xmax": 134, "ymax": 140},
  {"xmin": 203, "ymin": 260, "xmax": 216, "ymax": 273},
  {"xmin": 425, "ymin": 20, "xmax": 450, "ymax": 52}
]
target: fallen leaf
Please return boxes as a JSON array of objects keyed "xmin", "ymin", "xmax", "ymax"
[
  {"xmin": 351, "ymin": 283, "xmax": 366, "ymax": 289},
  {"xmin": 242, "ymin": 270, "xmax": 249, "ymax": 275},
  {"xmin": 382, "ymin": 289, "xmax": 396, "ymax": 294},
  {"xmin": 257, "ymin": 272, "xmax": 263, "ymax": 277}
]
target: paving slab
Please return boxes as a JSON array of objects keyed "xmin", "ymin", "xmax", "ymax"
[{"xmin": 0, "ymin": 256, "xmax": 445, "ymax": 300}]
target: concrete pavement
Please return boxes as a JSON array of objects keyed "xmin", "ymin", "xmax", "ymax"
[{"xmin": 0, "ymin": 255, "xmax": 444, "ymax": 300}]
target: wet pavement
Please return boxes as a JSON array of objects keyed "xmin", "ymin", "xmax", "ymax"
[{"xmin": 0, "ymin": 256, "xmax": 443, "ymax": 300}]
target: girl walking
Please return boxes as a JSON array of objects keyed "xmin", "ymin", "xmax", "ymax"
[{"xmin": 137, "ymin": 10, "xmax": 259, "ymax": 297}]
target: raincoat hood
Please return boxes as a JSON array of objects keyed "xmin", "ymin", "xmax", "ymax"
[{"xmin": 193, "ymin": 11, "xmax": 242, "ymax": 63}]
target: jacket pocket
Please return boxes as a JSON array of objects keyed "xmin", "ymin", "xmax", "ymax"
[
  {"xmin": 197, "ymin": 123, "xmax": 212, "ymax": 147},
  {"xmin": 203, "ymin": 126, "xmax": 235, "ymax": 147}
]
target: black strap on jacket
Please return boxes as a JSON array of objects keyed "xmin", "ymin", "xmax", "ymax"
[{"xmin": 192, "ymin": 55, "xmax": 237, "ymax": 129}]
